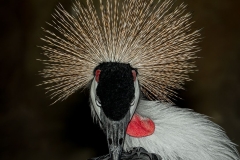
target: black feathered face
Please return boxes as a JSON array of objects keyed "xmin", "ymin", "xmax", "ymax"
[
  {"xmin": 94, "ymin": 62, "xmax": 135, "ymax": 120},
  {"xmin": 90, "ymin": 62, "xmax": 140, "ymax": 160}
]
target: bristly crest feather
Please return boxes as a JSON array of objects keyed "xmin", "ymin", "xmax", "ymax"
[{"xmin": 39, "ymin": 0, "xmax": 201, "ymax": 103}]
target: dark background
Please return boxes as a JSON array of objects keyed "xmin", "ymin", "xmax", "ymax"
[{"xmin": 0, "ymin": 0, "xmax": 240, "ymax": 159}]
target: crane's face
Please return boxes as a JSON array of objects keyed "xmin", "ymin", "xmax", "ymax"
[{"xmin": 90, "ymin": 62, "xmax": 140, "ymax": 160}]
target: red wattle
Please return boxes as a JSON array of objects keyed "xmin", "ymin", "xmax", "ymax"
[
  {"xmin": 126, "ymin": 114, "xmax": 155, "ymax": 137},
  {"xmin": 132, "ymin": 70, "xmax": 136, "ymax": 81},
  {"xmin": 95, "ymin": 70, "xmax": 101, "ymax": 82}
]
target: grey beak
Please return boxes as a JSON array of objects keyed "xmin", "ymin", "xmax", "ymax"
[{"xmin": 101, "ymin": 112, "xmax": 130, "ymax": 160}]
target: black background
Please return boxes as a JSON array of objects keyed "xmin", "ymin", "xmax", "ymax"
[{"xmin": 1, "ymin": 0, "xmax": 240, "ymax": 159}]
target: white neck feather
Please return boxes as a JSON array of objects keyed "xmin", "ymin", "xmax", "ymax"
[{"xmin": 124, "ymin": 100, "xmax": 239, "ymax": 160}]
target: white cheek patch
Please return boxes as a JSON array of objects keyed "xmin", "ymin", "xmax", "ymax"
[
  {"xmin": 130, "ymin": 78, "xmax": 140, "ymax": 118},
  {"xmin": 90, "ymin": 78, "xmax": 101, "ymax": 120}
]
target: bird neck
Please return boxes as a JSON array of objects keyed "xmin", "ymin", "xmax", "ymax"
[{"xmin": 124, "ymin": 100, "xmax": 239, "ymax": 160}]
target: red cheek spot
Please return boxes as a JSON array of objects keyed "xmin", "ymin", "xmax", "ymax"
[
  {"xmin": 132, "ymin": 70, "xmax": 136, "ymax": 81},
  {"xmin": 95, "ymin": 70, "xmax": 101, "ymax": 82},
  {"xmin": 126, "ymin": 114, "xmax": 155, "ymax": 137}
]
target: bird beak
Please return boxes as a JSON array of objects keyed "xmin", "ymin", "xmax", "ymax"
[{"xmin": 101, "ymin": 111, "xmax": 130, "ymax": 160}]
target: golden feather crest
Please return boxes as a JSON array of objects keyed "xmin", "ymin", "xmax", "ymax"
[{"xmin": 39, "ymin": 0, "xmax": 201, "ymax": 103}]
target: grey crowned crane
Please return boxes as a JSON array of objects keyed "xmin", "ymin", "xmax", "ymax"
[{"xmin": 39, "ymin": 0, "xmax": 240, "ymax": 159}]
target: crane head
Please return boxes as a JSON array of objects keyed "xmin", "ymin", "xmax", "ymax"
[{"xmin": 90, "ymin": 62, "xmax": 140, "ymax": 160}]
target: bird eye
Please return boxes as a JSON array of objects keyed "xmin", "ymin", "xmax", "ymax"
[
  {"xmin": 96, "ymin": 96, "xmax": 101, "ymax": 107},
  {"xmin": 130, "ymin": 97, "xmax": 135, "ymax": 106}
]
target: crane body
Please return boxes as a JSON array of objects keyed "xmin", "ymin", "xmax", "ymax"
[{"xmin": 39, "ymin": 0, "xmax": 240, "ymax": 159}]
